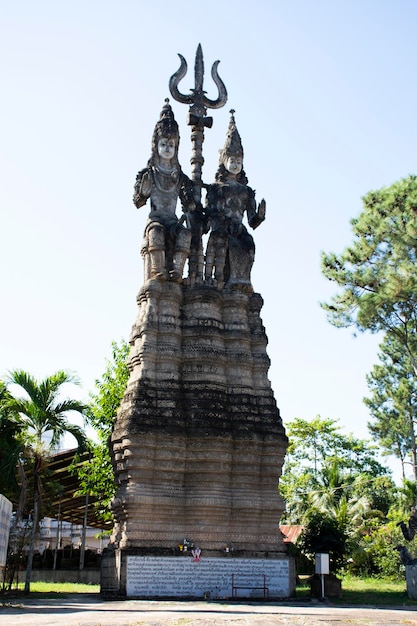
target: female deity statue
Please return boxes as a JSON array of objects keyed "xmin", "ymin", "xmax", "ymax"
[
  {"xmin": 133, "ymin": 99, "xmax": 195, "ymax": 282},
  {"xmin": 204, "ymin": 110, "xmax": 265, "ymax": 291}
]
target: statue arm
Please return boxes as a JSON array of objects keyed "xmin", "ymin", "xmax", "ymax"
[
  {"xmin": 205, "ymin": 184, "xmax": 227, "ymax": 229},
  {"xmin": 247, "ymin": 189, "xmax": 266, "ymax": 230},
  {"xmin": 133, "ymin": 168, "xmax": 152, "ymax": 209},
  {"xmin": 204, "ymin": 184, "xmax": 216, "ymax": 215},
  {"xmin": 179, "ymin": 173, "xmax": 196, "ymax": 214}
]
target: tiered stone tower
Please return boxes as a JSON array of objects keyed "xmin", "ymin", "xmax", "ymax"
[{"xmin": 102, "ymin": 46, "xmax": 292, "ymax": 599}]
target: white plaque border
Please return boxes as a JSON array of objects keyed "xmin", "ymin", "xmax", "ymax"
[{"xmin": 126, "ymin": 555, "xmax": 293, "ymax": 598}]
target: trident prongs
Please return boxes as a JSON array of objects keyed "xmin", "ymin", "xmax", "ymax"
[{"xmin": 169, "ymin": 44, "xmax": 228, "ymax": 129}]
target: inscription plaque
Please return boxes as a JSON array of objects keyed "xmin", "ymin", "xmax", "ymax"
[{"xmin": 126, "ymin": 556, "xmax": 290, "ymax": 598}]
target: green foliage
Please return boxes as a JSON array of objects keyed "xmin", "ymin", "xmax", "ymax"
[
  {"xmin": 346, "ymin": 521, "xmax": 404, "ymax": 578},
  {"xmin": 9, "ymin": 581, "xmax": 100, "ymax": 594},
  {"xmin": 280, "ymin": 416, "xmax": 392, "ymax": 525},
  {"xmin": 321, "ymin": 175, "xmax": 417, "ymax": 372},
  {"xmin": 73, "ymin": 340, "xmax": 130, "ymax": 524},
  {"xmin": 3, "ymin": 369, "xmax": 89, "ymax": 515},
  {"xmin": 281, "ymin": 416, "xmax": 401, "ymax": 576},
  {"xmin": 365, "ymin": 332, "xmax": 417, "ymax": 480},
  {"xmin": 87, "ymin": 340, "xmax": 130, "ymax": 437},
  {"xmin": 285, "ymin": 416, "xmax": 389, "ymax": 477},
  {"xmin": 388, "ymin": 479, "xmax": 417, "ymax": 519},
  {"xmin": 71, "ymin": 442, "xmax": 115, "ymax": 524},
  {"xmin": 330, "ymin": 576, "xmax": 410, "ymax": 605},
  {"xmin": 5, "ymin": 370, "xmax": 88, "ymax": 452},
  {"xmin": 359, "ymin": 475, "xmax": 397, "ymax": 518},
  {"xmin": 0, "ymin": 382, "xmax": 25, "ymax": 500},
  {"xmin": 320, "ymin": 176, "xmax": 417, "ymax": 555},
  {"xmin": 298, "ymin": 512, "xmax": 348, "ymax": 572},
  {"xmin": 319, "ymin": 173, "xmax": 417, "ymax": 571},
  {"xmin": 285, "ymin": 416, "xmax": 341, "ymax": 474},
  {"xmin": 2, "ymin": 370, "xmax": 88, "ymax": 592}
]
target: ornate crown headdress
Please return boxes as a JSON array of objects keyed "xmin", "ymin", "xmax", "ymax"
[
  {"xmin": 152, "ymin": 99, "xmax": 179, "ymax": 154},
  {"xmin": 219, "ymin": 109, "xmax": 243, "ymax": 163}
]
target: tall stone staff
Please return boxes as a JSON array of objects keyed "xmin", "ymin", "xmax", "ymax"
[{"xmin": 169, "ymin": 44, "xmax": 228, "ymax": 283}]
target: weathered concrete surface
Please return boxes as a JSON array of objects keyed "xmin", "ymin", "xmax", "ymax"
[
  {"xmin": 105, "ymin": 88, "xmax": 289, "ymax": 597},
  {"xmin": 110, "ymin": 285, "xmax": 287, "ymax": 557},
  {"xmin": 1, "ymin": 595, "xmax": 417, "ymax": 626},
  {"xmin": 407, "ymin": 562, "xmax": 417, "ymax": 599}
]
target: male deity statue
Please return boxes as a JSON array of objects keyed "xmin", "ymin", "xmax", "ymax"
[
  {"xmin": 133, "ymin": 99, "xmax": 195, "ymax": 282},
  {"xmin": 204, "ymin": 110, "xmax": 265, "ymax": 291}
]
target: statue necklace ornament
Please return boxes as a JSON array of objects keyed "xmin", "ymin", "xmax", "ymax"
[{"xmin": 153, "ymin": 164, "xmax": 179, "ymax": 195}]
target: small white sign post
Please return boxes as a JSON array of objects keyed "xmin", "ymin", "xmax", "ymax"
[{"xmin": 315, "ymin": 553, "xmax": 329, "ymax": 599}]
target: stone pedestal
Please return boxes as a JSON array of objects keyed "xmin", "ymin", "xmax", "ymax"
[
  {"xmin": 101, "ymin": 551, "xmax": 295, "ymax": 599},
  {"xmin": 309, "ymin": 573, "xmax": 342, "ymax": 598},
  {"xmin": 406, "ymin": 563, "xmax": 417, "ymax": 599},
  {"xmin": 124, "ymin": 555, "xmax": 293, "ymax": 598},
  {"xmin": 103, "ymin": 280, "xmax": 290, "ymax": 597}
]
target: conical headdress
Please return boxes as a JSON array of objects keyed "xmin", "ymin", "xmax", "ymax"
[
  {"xmin": 219, "ymin": 109, "xmax": 243, "ymax": 163},
  {"xmin": 151, "ymin": 98, "xmax": 179, "ymax": 155}
]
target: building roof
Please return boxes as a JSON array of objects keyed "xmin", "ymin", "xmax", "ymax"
[
  {"xmin": 36, "ymin": 448, "xmax": 112, "ymax": 529},
  {"xmin": 279, "ymin": 524, "xmax": 304, "ymax": 543}
]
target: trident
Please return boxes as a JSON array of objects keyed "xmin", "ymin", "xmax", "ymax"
[{"xmin": 169, "ymin": 44, "xmax": 228, "ymax": 206}]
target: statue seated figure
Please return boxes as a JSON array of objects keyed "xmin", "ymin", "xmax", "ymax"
[
  {"xmin": 204, "ymin": 111, "xmax": 265, "ymax": 292},
  {"xmin": 133, "ymin": 99, "xmax": 195, "ymax": 282}
]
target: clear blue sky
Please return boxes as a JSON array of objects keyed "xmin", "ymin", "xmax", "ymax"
[{"xmin": 1, "ymin": 1, "xmax": 416, "ymax": 479}]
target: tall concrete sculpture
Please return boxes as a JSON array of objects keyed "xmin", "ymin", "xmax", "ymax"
[{"xmin": 102, "ymin": 46, "xmax": 292, "ymax": 599}]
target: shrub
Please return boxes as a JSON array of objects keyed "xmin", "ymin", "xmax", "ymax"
[{"xmin": 298, "ymin": 512, "xmax": 347, "ymax": 573}]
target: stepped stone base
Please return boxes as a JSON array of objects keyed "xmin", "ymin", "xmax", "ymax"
[{"xmin": 104, "ymin": 280, "xmax": 291, "ymax": 596}]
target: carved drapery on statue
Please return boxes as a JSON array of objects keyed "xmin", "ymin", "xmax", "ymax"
[
  {"xmin": 133, "ymin": 99, "xmax": 195, "ymax": 283},
  {"xmin": 205, "ymin": 110, "xmax": 265, "ymax": 292},
  {"xmin": 134, "ymin": 104, "xmax": 265, "ymax": 292}
]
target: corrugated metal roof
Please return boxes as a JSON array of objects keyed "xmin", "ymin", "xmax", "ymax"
[
  {"xmin": 10, "ymin": 448, "xmax": 111, "ymax": 529},
  {"xmin": 46, "ymin": 448, "xmax": 112, "ymax": 528}
]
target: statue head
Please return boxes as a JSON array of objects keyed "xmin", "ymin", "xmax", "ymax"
[
  {"xmin": 224, "ymin": 154, "xmax": 243, "ymax": 176},
  {"xmin": 216, "ymin": 110, "xmax": 248, "ymax": 184},
  {"xmin": 157, "ymin": 137, "xmax": 177, "ymax": 163},
  {"xmin": 151, "ymin": 99, "xmax": 180, "ymax": 167}
]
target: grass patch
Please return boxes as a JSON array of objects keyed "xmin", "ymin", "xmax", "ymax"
[
  {"xmin": 297, "ymin": 575, "xmax": 416, "ymax": 606},
  {"xmin": 2, "ymin": 581, "xmax": 99, "ymax": 598},
  {"xmin": 335, "ymin": 576, "xmax": 411, "ymax": 606}
]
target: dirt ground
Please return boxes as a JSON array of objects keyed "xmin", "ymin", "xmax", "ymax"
[{"xmin": 1, "ymin": 595, "xmax": 417, "ymax": 626}]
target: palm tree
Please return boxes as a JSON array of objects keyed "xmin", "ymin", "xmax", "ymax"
[
  {"xmin": 4, "ymin": 370, "xmax": 88, "ymax": 593},
  {"xmin": 0, "ymin": 382, "xmax": 24, "ymax": 501},
  {"xmin": 309, "ymin": 461, "xmax": 371, "ymax": 527}
]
